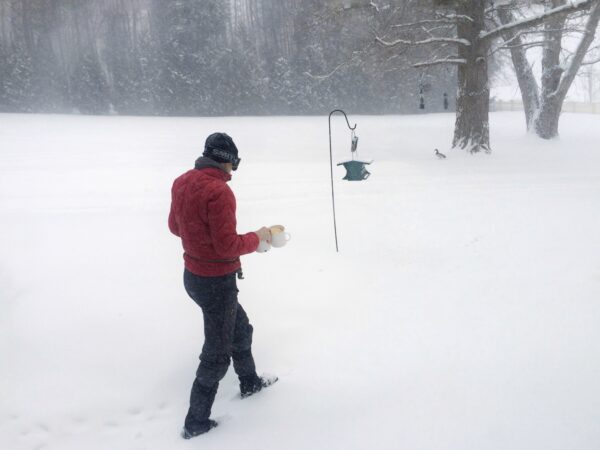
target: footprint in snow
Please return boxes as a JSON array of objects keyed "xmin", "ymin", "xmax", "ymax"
[
  {"xmin": 128, "ymin": 408, "xmax": 142, "ymax": 416},
  {"xmin": 37, "ymin": 423, "xmax": 50, "ymax": 433},
  {"xmin": 157, "ymin": 401, "xmax": 169, "ymax": 411},
  {"xmin": 126, "ymin": 402, "xmax": 171, "ymax": 423}
]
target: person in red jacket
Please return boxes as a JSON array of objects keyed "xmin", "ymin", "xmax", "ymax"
[{"xmin": 169, "ymin": 132, "xmax": 277, "ymax": 439}]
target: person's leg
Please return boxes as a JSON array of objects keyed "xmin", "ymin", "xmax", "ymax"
[
  {"xmin": 183, "ymin": 270, "xmax": 238, "ymax": 435},
  {"xmin": 231, "ymin": 297, "xmax": 278, "ymax": 396},
  {"xmin": 231, "ymin": 302, "xmax": 265, "ymax": 395},
  {"xmin": 231, "ymin": 303, "xmax": 258, "ymax": 378},
  {"xmin": 183, "ymin": 380, "xmax": 218, "ymax": 437}
]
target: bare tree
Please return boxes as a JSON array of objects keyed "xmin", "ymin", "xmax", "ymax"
[
  {"xmin": 496, "ymin": 0, "xmax": 600, "ymax": 139},
  {"xmin": 376, "ymin": 0, "xmax": 598, "ymax": 153}
]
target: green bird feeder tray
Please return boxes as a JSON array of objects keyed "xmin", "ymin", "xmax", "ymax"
[{"xmin": 337, "ymin": 159, "xmax": 372, "ymax": 181}]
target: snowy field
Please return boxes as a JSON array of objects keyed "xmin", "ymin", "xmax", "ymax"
[{"xmin": 1, "ymin": 112, "xmax": 599, "ymax": 450}]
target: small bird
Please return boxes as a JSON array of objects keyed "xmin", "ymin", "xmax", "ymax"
[{"xmin": 434, "ymin": 148, "xmax": 446, "ymax": 159}]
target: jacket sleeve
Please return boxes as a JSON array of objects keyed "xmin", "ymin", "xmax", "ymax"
[
  {"xmin": 207, "ymin": 185, "xmax": 259, "ymax": 258},
  {"xmin": 168, "ymin": 183, "xmax": 181, "ymax": 237}
]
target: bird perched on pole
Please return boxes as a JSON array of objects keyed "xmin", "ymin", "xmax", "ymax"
[{"xmin": 434, "ymin": 148, "xmax": 446, "ymax": 159}]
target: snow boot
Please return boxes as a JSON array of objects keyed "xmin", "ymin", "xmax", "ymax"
[
  {"xmin": 239, "ymin": 374, "xmax": 278, "ymax": 398},
  {"xmin": 181, "ymin": 420, "xmax": 218, "ymax": 439}
]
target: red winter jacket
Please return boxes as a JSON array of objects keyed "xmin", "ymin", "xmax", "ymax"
[{"xmin": 168, "ymin": 158, "xmax": 259, "ymax": 277}]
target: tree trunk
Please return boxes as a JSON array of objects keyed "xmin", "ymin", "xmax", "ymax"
[
  {"xmin": 534, "ymin": 98, "xmax": 562, "ymax": 138},
  {"xmin": 497, "ymin": 5, "xmax": 540, "ymax": 131},
  {"xmin": 453, "ymin": 0, "xmax": 490, "ymax": 153},
  {"xmin": 534, "ymin": 2, "xmax": 566, "ymax": 139},
  {"xmin": 534, "ymin": 1, "xmax": 600, "ymax": 139}
]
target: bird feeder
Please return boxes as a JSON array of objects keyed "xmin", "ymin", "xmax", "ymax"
[
  {"xmin": 336, "ymin": 130, "xmax": 372, "ymax": 181},
  {"xmin": 327, "ymin": 109, "xmax": 374, "ymax": 252}
]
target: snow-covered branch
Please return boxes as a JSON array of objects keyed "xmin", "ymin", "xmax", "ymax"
[
  {"xmin": 375, "ymin": 36, "xmax": 470, "ymax": 47},
  {"xmin": 389, "ymin": 13, "xmax": 473, "ymax": 30},
  {"xmin": 304, "ymin": 41, "xmax": 377, "ymax": 80},
  {"xmin": 492, "ymin": 40, "xmax": 549, "ymax": 54},
  {"xmin": 435, "ymin": 13, "xmax": 474, "ymax": 23},
  {"xmin": 393, "ymin": 19, "xmax": 456, "ymax": 28},
  {"xmin": 481, "ymin": 0, "xmax": 597, "ymax": 43},
  {"xmin": 500, "ymin": 26, "xmax": 586, "ymax": 50},
  {"xmin": 413, "ymin": 57, "xmax": 467, "ymax": 68},
  {"xmin": 582, "ymin": 55, "xmax": 600, "ymax": 65},
  {"xmin": 552, "ymin": 2, "xmax": 600, "ymax": 97}
]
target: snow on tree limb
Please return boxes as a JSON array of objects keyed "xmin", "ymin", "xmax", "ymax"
[
  {"xmin": 304, "ymin": 57, "xmax": 355, "ymax": 80},
  {"xmin": 581, "ymin": 43, "xmax": 600, "ymax": 64},
  {"xmin": 492, "ymin": 40, "xmax": 549, "ymax": 54},
  {"xmin": 582, "ymin": 56, "xmax": 600, "ymax": 65},
  {"xmin": 552, "ymin": 2, "xmax": 600, "ymax": 97},
  {"xmin": 435, "ymin": 13, "xmax": 474, "ymax": 23},
  {"xmin": 498, "ymin": 27, "xmax": 583, "ymax": 50},
  {"xmin": 413, "ymin": 57, "xmax": 467, "ymax": 68},
  {"xmin": 481, "ymin": 0, "xmax": 597, "ymax": 42},
  {"xmin": 375, "ymin": 36, "xmax": 471, "ymax": 47},
  {"xmin": 304, "ymin": 41, "xmax": 376, "ymax": 80},
  {"xmin": 392, "ymin": 19, "xmax": 457, "ymax": 28}
]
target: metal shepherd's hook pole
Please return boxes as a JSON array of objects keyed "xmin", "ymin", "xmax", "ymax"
[{"xmin": 328, "ymin": 109, "xmax": 356, "ymax": 253}]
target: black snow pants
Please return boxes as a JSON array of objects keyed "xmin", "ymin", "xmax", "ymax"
[{"xmin": 183, "ymin": 269, "xmax": 258, "ymax": 432}]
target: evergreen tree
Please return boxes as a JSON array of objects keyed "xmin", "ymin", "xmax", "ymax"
[
  {"xmin": 70, "ymin": 52, "xmax": 110, "ymax": 114},
  {"xmin": 152, "ymin": 0, "xmax": 230, "ymax": 115},
  {"xmin": 104, "ymin": 8, "xmax": 140, "ymax": 114},
  {"xmin": 136, "ymin": 30, "xmax": 161, "ymax": 115},
  {"xmin": 2, "ymin": 43, "xmax": 35, "ymax": 112},
  {"xmin": 0, "ymin": 42, "xmax": 8, "ymax": 112}
]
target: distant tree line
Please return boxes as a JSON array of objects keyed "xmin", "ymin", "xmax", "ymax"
[{"xmin": 0, "ymin": 0, "xmax": 456, "ymax": 116}]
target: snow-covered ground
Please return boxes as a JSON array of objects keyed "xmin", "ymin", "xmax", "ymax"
[{"xmin": 1, "ymin": 112, "xmax": 599, "ymax": 450}]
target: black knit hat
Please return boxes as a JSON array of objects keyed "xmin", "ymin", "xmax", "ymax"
[{"xmin": 203, "ymin": 132, "xmax": 240, "ymax": 170}]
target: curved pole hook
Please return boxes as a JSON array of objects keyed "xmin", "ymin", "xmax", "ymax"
[{"xmin": 329, "ymin": 109, "xmax": 357, "ymax": 131}]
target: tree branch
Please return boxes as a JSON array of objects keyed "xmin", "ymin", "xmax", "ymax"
[
  {"xmin": 393, "ymin": 19, "xmax": 457, "ymax": 28},
  {"xmin": 375, "ymin": 35, "xmax": 470, "ymax": 47},
  {"xmin": 481, "ymin": 0, "xmax": 596, "ymax": 43},
  {"xmin": 553, "ymin": 2, "xmax": 600, "ymax": 98},
  {"xmin": 582, "ymin": 55, "xmax": 600, "ymax": 64},
  {"xmin": 435, "ymin": 12, "xmax": 474, "ymax": 23},
  {"xmin": 369, "ymin": 1, "xmax": 380, "ymax": 12},
  {"xmin": 304, "ymin": 41, "xmax": 377, "ymax": 80},
  {"xmin": 413, "ymin": 57, "xmax": 467, "ymax": 68},
  {"xmin": 493, "ymin": 40, "xmax": 550, "ymax": 54}
]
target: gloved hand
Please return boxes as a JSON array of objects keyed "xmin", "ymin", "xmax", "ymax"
[{"xmin": 254, "ymin": 227, "xmax": 271, "ymax": 242}]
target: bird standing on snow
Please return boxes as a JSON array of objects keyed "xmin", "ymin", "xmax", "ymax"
[{"xmin": 434, "ymin": 149, "xmax": 446, "ymax": 159}]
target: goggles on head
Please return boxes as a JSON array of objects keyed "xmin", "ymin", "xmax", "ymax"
[
  {"xmin": 232, "ymin": 157, "xmax": 241, "ymax": 171},
  {"xmin": 210, "ymin": 148, "xmax": 241, "ymax": 171}
]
